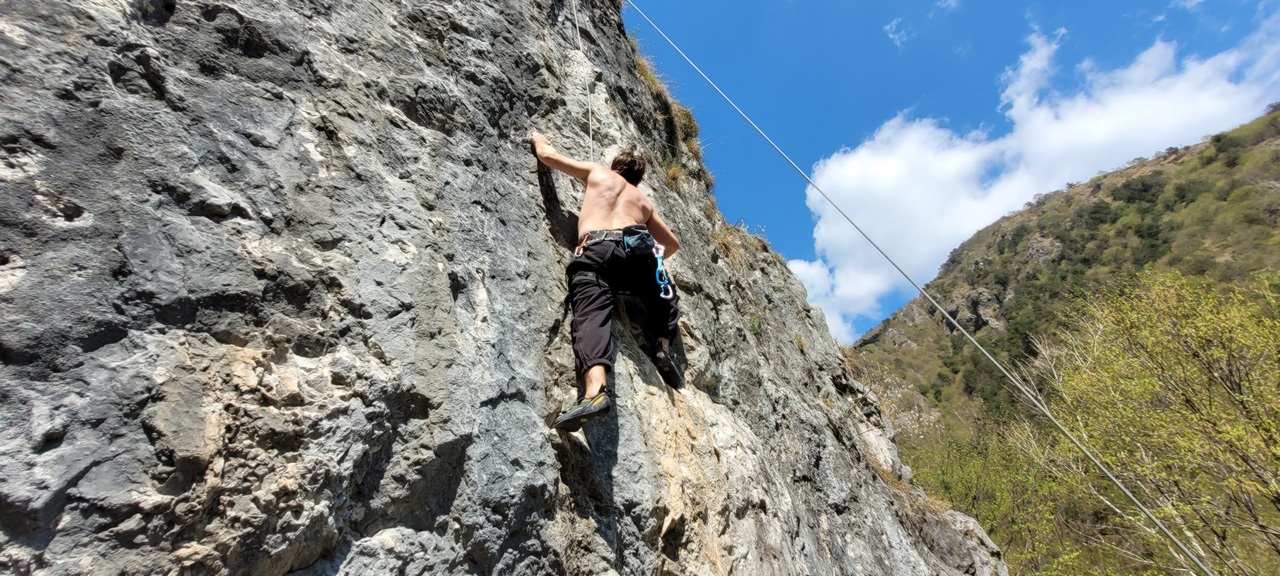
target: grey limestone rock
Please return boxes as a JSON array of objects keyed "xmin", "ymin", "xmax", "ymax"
[{"xmin": 0, "ymin": 1, "xmax": 1005, "ymax": 574}]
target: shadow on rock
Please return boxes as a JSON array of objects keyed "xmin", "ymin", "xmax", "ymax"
[
  {"xmin": 532, "ymin": 143, "xmax": 579, "ymax": 252},
  {"xmin": 550, "ymin": 371, "xmax": 622, "ymax": 570}
]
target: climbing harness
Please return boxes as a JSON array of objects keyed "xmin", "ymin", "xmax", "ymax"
[
  {"xmin": 653, "ymin": 243, "xmax": 673, "ymax": 300},
  {"xmin": 572, "ymin": 228, "xmax": 675, "ymax": 300},
  {"xmin": 625, "ymin": 2, "xmax": 1215, "ymax": 573},
  {"xmin": 573, "ymin": 229, "xmax": 624, "ymax": 258}
]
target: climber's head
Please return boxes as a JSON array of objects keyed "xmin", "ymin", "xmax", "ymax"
[{"xmin": 610, "ymin": 150, "xmax": 646, "ymax": 186}]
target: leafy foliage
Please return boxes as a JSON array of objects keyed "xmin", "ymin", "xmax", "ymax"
[
  {"xmin": 905, "ymin": 422, "xmax": 1105, "ymax": 574},
  {"xmin": 908, "ymin": 271, "xmax": 1280, "ymax": 574},
  {"xmin": 1034, "ymin": 271, "xmax": 1280, "ymax": 574}
]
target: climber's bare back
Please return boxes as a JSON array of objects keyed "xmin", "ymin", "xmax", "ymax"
[
  {"xmin": 576, "ymin": 168, "xmax": 651, "ymax": 237},
  {"xmin": 530, "ymin": 132, "xmax": 680, "ymax": 256}
]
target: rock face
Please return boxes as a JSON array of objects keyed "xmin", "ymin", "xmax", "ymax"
[{"xmin": 0, "ymin": 1, "xmax": 1005, "ymax": 574}]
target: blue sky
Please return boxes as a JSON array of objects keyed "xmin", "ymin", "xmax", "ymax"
[{"xmin": 619, "ymin": 0, "xmax": 1280, "ymax": 342}]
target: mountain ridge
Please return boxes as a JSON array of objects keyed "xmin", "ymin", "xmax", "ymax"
[{"xmin": 853, "ymin": 107, "xmax": 1280, "ymax": 428}]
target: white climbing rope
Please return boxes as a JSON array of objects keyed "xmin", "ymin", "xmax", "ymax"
[
  {"xmin": 569, "ymin": 0, "xmax": 595, "ymax": 161},
  {"xmin": 623, "ymin": 2, "xmax": 1216, "ymax": 574}
]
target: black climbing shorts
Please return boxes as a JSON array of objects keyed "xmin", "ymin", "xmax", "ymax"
[{"xmin": 566, "ymin": 225, "xmax": 680, "ymax": 375}]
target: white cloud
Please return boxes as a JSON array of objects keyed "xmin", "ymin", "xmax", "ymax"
[
  {"xmin": 936, "ymin": 0, "xmax": 960, "ymax": 10},
  {"xmin": 793, "ymin": 15, "xmax": 1280, "ymax": 343},
  {"xmin": 1177, "ymin": 0, "xmax": 1206, "ymax": 10},
  {"xmin": 884, "ymin": 18, "xmax": 914, "ymax": 48}
]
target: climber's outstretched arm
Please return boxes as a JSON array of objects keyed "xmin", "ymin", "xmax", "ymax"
[
  {"xmin": 531, "ymin": 132, "xmax": 598, "ymax": 182},
  {"xmin": 647, "ymin": 210, "xmax": 680, "ymax": 258}
]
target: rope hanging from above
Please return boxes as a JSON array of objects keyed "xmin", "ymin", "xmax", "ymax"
[{"xmin": 569, "ymin": 0, "xmax": 595, "ymax": 161}]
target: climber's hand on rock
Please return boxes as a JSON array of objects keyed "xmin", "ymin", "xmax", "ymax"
[{"xmin": 530, "ymin": 132, "xmax": 558, "ymax": 162}]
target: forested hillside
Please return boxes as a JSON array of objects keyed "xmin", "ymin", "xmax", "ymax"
[
  {"xmin": 849, "ymin": 106, "xmax": 1280, "ymax": 573},
  {"xmin": 856, "ymin": 105, "xmax": 1280, "ymax": 416}
]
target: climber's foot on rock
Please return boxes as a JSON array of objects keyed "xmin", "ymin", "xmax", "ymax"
[
  {"xmin": 552, "ymin": 393, "xmax": 612, "ymax": 432},
  {"xmin": 653, "ymin": 339, "xmax": 684, "ymax": 389}
]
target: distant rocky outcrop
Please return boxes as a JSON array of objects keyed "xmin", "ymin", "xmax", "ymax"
[{"xmin": 0, "ymin": 1, "xmax": 1003, "ymax": 574}]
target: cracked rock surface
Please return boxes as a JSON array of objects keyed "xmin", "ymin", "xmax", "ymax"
[{"xmin": 0, "ymin": 1, "xmax": 1005, "ymax": 574}]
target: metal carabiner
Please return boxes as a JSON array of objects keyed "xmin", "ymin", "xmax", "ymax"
[{"xmin": 653, "ymin": 243, "xmax": 674, "ymax": 300}]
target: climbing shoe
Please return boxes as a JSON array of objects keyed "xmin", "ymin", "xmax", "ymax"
[
  {"xmin": 552, "ymin": 393, "xmax": 612, "ymax": 432},
  {"xmin": 653, "ymin": 349, "xmax": 684, "ymax": 389}
]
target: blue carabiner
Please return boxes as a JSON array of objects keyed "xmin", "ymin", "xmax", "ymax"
[{"xmin": 654, "ymin": 243, "xmax": 674, "ymax": 300}]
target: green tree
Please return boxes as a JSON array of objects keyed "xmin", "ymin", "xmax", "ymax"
[
  {"xmin": 906, "ymin": 420, "xmax": 1108, "ymax": 574},
  {"xmin": 1031, "ymin": 271, "xmax": 1280, "ymax": 575}
]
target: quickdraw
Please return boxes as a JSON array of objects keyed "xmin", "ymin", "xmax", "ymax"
[{"xmin": 654, "ymin": 243, "xmax": 674, "ymax": 300}]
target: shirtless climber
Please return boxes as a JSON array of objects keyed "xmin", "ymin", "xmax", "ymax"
[{"xmin": 530, "ymin": 132, "xmax": 683, "ymax": 431}]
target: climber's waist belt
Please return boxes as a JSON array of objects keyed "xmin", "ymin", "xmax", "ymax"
[
  {"xmin": 574, "ymin": 226, "xmax": 653, "ymax": 257},
  {"xmin": 577, "ymin": 229, "xmax": 626, "ymax": 249}
]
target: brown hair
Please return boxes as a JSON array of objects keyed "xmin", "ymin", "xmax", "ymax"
[{"xmin": 610, "ymin": 150, "xmax": 647, "ymax": 185}]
